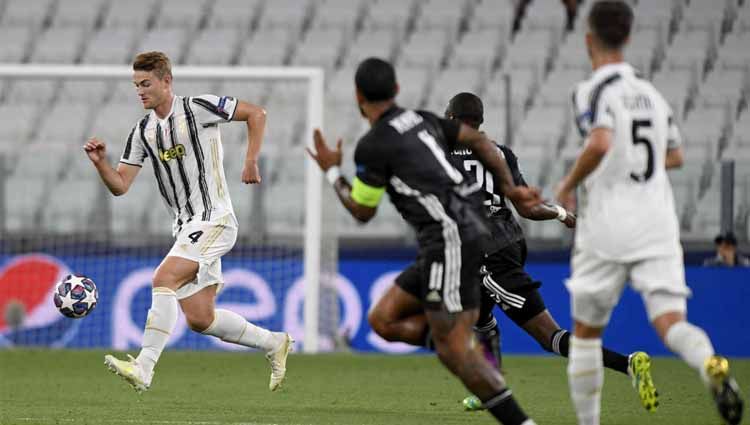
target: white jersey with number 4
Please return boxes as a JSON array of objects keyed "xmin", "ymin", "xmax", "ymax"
[
  {"xmin": 119, "ymin": 94, "xmax": 239, "ymax": 235},
  {"xmin": 571, "ymin": 63, "xmax": 682, "ymax": 262}
]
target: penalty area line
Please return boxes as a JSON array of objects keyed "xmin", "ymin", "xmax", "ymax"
[{"xmin": 13, "ymin": 418, "xmax": 307, "ymax": 425}]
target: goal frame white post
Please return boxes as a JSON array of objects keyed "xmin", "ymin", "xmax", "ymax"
[{"xmin": 0, "ymin": 64, "xmax": 326, "ymax": 353}]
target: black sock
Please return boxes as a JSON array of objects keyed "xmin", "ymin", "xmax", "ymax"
[
  {"xmin": 483, "ymin": 389, "xmax": 530, "ymax": 425},
  {"xmin": 550, "ymin": 329, "xmax": 630, "ymax": 375}
]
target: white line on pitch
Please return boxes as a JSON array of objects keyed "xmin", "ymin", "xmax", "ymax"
[{"xmin": 13, "ymin": 418, "xmax": 308, "ymax": 425}]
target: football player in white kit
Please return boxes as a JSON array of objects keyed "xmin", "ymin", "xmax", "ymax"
[
  {"xmin": 555, "ymin": 2, "xmax": 744, "ymax": 424},
  {"xmin": 84, "ymin": 51, "xmax": 293, "ymax": 393}
]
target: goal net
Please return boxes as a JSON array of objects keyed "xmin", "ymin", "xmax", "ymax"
[{"xmin": 0, "ymin": 64, "xmax": 339, "ymax": 353}]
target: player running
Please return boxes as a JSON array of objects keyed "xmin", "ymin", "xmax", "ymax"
[
  {"xmin": 84, "ymin": 51, "xmax": 292, "ymax": 393},
  {"xmin": 444, "ymin": 92, "xmax": 656, "ymax": 412},
  {"xmin": 556, "ymin": 2, "xmax": 744, "ymax": 424},
  {"xmin": 308, "ymin": 57, "xmax": 542, "ymax": 425}
]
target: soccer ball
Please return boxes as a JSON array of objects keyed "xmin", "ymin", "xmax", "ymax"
[{"xmin": 53, "ymin": 274, "xmax": 98, "ymax": 318}]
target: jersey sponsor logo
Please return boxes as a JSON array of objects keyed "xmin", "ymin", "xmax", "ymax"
[
  {"xmin": 158, "ymin": 144, "xmax": 187, "ymax": 162},
  {"xmin": 388, "ymin": 110, "xmax": 424, "ymax": 134}
]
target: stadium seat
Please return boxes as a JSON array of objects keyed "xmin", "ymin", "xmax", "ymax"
[
  {"xmin": 291, "ymin": 28, "xmax": 347, "ymax": 71},
  {"xmin": 265, "ymin": 181, "xmax": 305, "ymax": 236},
  {"xmin": 10, "ymin": 144, "xmax": 69, "ymax": 180},
  {"xmin": 110, "ymin": 167, "xmax": 156, "ymax": 237},
  {"xmin": 632, "ymin": 0, "xmax": 675, "ymax": 30},
  {"xmin": 680, "ymin": 0, "xmax": 729, "ymax": 33},
  {"xmin": 651, "ymin": 68, "xmax": 696, "ymax": 119},
  {"xmin": 728, "ymin": 110, "xmax": 750, "ymax": 152},
  {"xmin": 514, "ymin": 105, "xmax": 568, "ymax": 151},
  {"xmin": 682, "ymin": 106, "xmax": 730, "ymax": 153},
  {"xmin": 102, "ymin": 0, "xmax": 158, "ymax": 29},
  {"xmin": 4, "ymin": 175, "xmax": 47, "ymax": 232},
  {"xmin": 624, "ymin": 27, "xmax": 666, "ymax": 76},
  {"xmin": 237, "ymin": 28, "xmax": 292, "ymax": 66},
  {"xmin": 135, "ymin": 29, "xmax": 189, "ymax": 65},
  {"xmin": 485, "ymin": 68, "xmax": 539, "ymax": 110},
  {"xmin": 481, "ymin": 105, "xmax": 512, "ymax": 143},
  {"xmin": 738, "ymin": 3, "xmax": 750, "ymax": 33},
  {"xmin": 184, "ymin": 28, "xmax": 242, "ymax": 65},
  {"xmin": 663, "ymin": 29, "xmax": 717, "ymax": 73},
  {"xmin": 173, "ymin": 81, "xmax": 220, "ymax": 98},
  {"xmin": 344, "ymin": 29, "xmax": 401, "ymax": 67},
  {"xmin": 397, "ymin": 29, "xmax": 451, "ymax": 71},
  {"xmin": 555, "ymin": 32, "xmax": 590, "ymax": 70},
  {"xmin": 217, "ymin": 120, "xmax": 247, "ymax": 147},
  {"xmin": 51, "ymin": 0, "xmax": 108, "ymax": 29},
  {"xmin": 58, "ymin": 79, "xmax": 112, "ymax": 105},
  {"xmin": 29, "ymin": 27, "xmax": 87, "ymax": 64},
  {"xmin": 217, "ymin": 80, "xmax": 270, "ymax": 107},
  {"xmin": 414, "ymin": 0, "xmax": 469, "ymax": 32},
  {"xmin": 424, "ymin": 68, "xmax": 485, "ymax": 112},
  {"xmin": 310, "ymin": 0, "xmax": 365, "ymax": 30},
  {"xmin": 448, "ymin": 28, "xmax": 506, "ymax": 71},
  {"xmin": 155, "ymin": 0, "xmax": 210, "ymax": 29},
  {"xmin": 206, "ymin": 0, "xmax": 263, "ymax": 29},
  {"xmin": 88, "ymin": 103, "xmax": 147, "ymax": 155},
  {"xmin": 36, "ymin": 104, "xmax": 92, "ymax": 143},
  {"xmin": 503, "ymin": 29, "xmax": 555, "ymax": 72},
  {"xmin": 4, "ymin": 80, "xmax": 59, "ymax": 105},
  {"xmin": 362, "ymin": 0, "xmax": 419, "ymax": 31},
  {"xmin": 258, "ymin": 0, "xmax": 312, "ymax": 32},
  {"xmin": 326, "ymin": 67, "xmax": 356, "ymax": 107},
  {"xmin": 695, "ymin": 68, "xmax": 748, "ymax": 110},
  {"xmin": 0, "ymin": 27, "xmax": 33, "ymax": 62},
  {"xmin": 0, "ymin": 0, "xmax": 54, "ymax": 28},
  {"xmin": 395, "ymin": 67, "xmax": 430, "ymax": 109},
  {"xmin": 715, "ymin": 32, "xmax": 750, "ymax": 70},
  {"xmin": 80, "ymin": 28, "xmax": 138, "ymax": 64},
  {"xmin": 522, "ymin": 0, "xmax": 568, "ymax": 33},
  {"xmin": 0, "ymin": 104, "xmax": 40, "ymax": 142},
  {"xmin": 469, "ymin": 0, "xmax": 515, "ymax": 32},
  {"xmin": 537, "ymin": 68, "xmax": 586, "ymax": 106}
]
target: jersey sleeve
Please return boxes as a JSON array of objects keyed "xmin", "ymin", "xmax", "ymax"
[
  {"xmin": 352, "ymin": 136, "xmax": 390, "ymax": 208},
  {"xmin": 499, "ymin": 145, "xmax": 527, "ymax": 187},
  {"xmin": 571, "ymin": 83, "xmax": 615, "ymax": 136},
  {"xmin": 190, "ymin": 94, "xmax": 239, "ymax": 125},
  {"xmin": 119, "ymin": 122, "xmax": 147, "ymax": 167}
]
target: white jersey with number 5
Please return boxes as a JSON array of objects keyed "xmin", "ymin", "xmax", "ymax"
[{"xmin": 571, "ymin": 63, "xmax": 682, "ymax": 262}]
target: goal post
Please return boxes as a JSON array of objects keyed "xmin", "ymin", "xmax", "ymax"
[{"xmin": 0, "ymin": 64, "xmax": 330, "ymax": 354}]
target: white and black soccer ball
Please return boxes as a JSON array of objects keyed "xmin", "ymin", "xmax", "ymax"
[{"xmin": 53, "ymin": 274, "xmax": 98, "ymax": 319}]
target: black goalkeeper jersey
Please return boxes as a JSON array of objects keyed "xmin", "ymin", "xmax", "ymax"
[
  {"xmin": 353, "ymin": 106, "xmax": 490, "ymax": 250},
  {"xmin": 449, "ymin": 143, "xmax": 526, "ymax": 254}
]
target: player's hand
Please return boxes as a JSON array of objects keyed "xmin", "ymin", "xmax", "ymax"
[
  {"xmin": 83, "ymin": 137, "xmax": 107, "ymax": 164},
  {"xmin": 506, "ymin": 186, "xmax": 542, "ymax": 211},
  {"xmin": 562, "ymin": 211, "xmax": 576, "ymax": 228},
  {"xmin": 242, "ymin": 159, "xmax": 261, "ymax": 184},
  {"xmin": 555, "ymin": 183, "xmax": 576, "ymax": 212},
  {"xmin": 306, "ymin": 129, "xmax": 342, "ymax": 171}
]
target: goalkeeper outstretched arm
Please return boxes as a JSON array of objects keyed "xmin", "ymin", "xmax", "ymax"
[{"xmin": 306, "ymin": 129, "xmax": 377, "ymax": 223}]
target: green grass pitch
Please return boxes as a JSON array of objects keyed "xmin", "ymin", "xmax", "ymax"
[{"xmin": 1, "ymin": 349, "xmax": 747, "ymax": 425}]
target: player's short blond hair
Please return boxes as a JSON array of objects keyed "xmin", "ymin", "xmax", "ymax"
[{"xmin": 132, "ymin": 51, "xmax": 172, "ymax": 80}]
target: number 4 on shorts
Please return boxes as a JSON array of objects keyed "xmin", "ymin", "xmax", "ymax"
[{"xmin": 188, "ymin": 231, "xmax": 204, "ymax": 244}]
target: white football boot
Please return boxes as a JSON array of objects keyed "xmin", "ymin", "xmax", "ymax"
[
  {"xmin": 104, "ymin": 354, "xmax": 152, "ymax": 394},
  {"xmin": 266, "ymin": 333, "xmax": 293, "ymax": 391}
]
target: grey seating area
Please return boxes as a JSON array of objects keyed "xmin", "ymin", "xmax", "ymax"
[{"xmin": 0, "ymin": 0, "xmax": 748, "ymax": 244}]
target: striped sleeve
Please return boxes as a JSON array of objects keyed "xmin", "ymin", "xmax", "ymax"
[
  {"xmin": 190, "ymin": 94, "xmax": 239, "ymax": 125},
  {"xmin": 587, "ymin": 74, "xmax": 621, "ymax": 131},
  {"xmin": 119, "ymin": 121, "xmax": 147, "ymax": 167},
  {"xmin": 667, "ymin": 109, "xmax": 682, "ymax": 149}
]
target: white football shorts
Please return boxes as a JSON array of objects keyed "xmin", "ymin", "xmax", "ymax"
[
  {"xmin": 565, "ymin": 247, "xmax": 691, "ymax": 327},
  {"xmin": 166, "ymin": 213, "xmax": 238, "ymax": 300}
]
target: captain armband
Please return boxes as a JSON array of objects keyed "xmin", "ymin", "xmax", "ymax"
[{"xmin": 351, "ymin": 177, "xmax": 385, "ymax": 208}]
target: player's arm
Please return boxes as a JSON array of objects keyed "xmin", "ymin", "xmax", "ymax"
[
  {"xmin": 454, "ymin": 124, "xmax": 541, "ymax": 211},
  {"xmin": 232, "ymin": 100, "xmax": 267, "ymax": 184},
  {"xmin": 665, "ymin": 115, "xmax": 683, "ymax": 169},
  {"xmin": 83, "ymin": 137, "xmax": 140, "ymax": 196},
  {"xmin": 555, "ymin": 127, "xmax": 612, "ymax": 209},
  {"xmin": 665, "ymin": 147, "xmax": 683, "ymax": 169},
  {"xmin": 307, "ymin": 129, "xmax": 378, "ymax": 223}
]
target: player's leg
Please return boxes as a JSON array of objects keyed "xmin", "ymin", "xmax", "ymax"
[
  {"xmin": 474, "ymin": 288, "xmax": 502, "ymax": 369},
  {"xmin": 565, "ymin": 251, "xmax": 629, "ymax": 425},
  {"xmin": 634, "ymin": 254, "xmax": 744, "ymax": 424},
  {"xmin": 367, "ymin": 263, "xmax": 432, "ymax": 347},
  {"xmin": 427, "ymin": 308, "xmax": 534, "ymax": 425},
  {"xmin": 104, "ymin": 255, "xmax": 197, "ymax": 392}
]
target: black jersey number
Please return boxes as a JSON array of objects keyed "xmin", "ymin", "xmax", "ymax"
[
  {"xmin": 188, "ymin": 231, "xmax": 204, "ymax": 244},
  {"xmin": 630, "ymin": 119, "xmax": 655, "ymax": 183}
]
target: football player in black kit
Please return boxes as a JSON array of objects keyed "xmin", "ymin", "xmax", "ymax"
[
  {"xmin": 444, "ymin": 92, "xmax": 656, "ymax": 412},
  {"xmin": 308, "ymin": 58, "xmax": 541, "ymax": 425}
]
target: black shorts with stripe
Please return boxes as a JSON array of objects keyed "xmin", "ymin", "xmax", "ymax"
[
  {"xmin": 395, "ymin": 238, "xmax": 483, "ymax": 313},
  {"xmin": 480, "ymin": 239, "xmax": 547, "ymax": 325}
]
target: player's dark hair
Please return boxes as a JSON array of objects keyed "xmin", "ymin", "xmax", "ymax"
[
  {"xmin": 588, "ymin": 1, "xmax": 633, "ymax": 50},
  {"xmin": 445, "ymin": 92, "xmax": 484, "ymax": 129},
  {"xmin": 355, "ymin": 57, "xmax": 397, "ymax": 102}
]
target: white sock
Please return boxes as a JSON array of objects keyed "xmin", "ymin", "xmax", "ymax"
[
  {"xmin": 136, "ymin": 287, "xmax": 179, "ymax": 377},
  {"xmin": 202, "ymin": 309, "xmax": 281, "ymax": 352},
  {"xmin": 568, "ymin": 337, "xmax": 604, "ymax": 425},
  {"xmin": 665, "ymin": 321, "xmax": 715, "ymax": 386}
]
